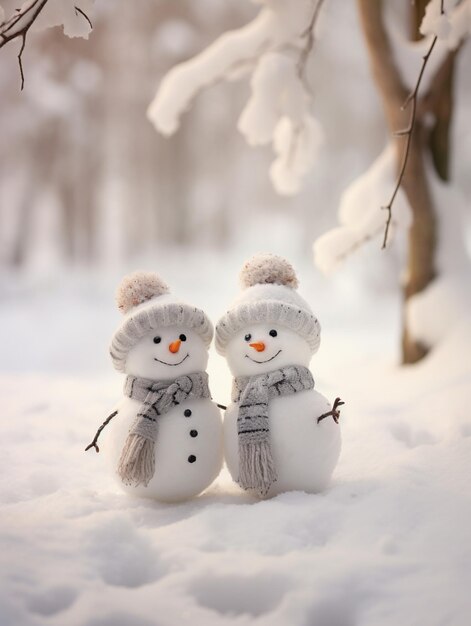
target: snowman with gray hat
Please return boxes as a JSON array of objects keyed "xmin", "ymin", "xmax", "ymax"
[
  {"xmin": 86, "ymin": 270, "xmax": 223, "ymax": 502},
  {"xmin": 216, "ymin": 253, "xmax": 342, "ymax": 498}
]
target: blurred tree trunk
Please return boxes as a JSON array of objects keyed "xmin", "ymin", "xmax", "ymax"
[{"xmin": 357, "ymin": 0, "xmax": 456, "ymax": 364}]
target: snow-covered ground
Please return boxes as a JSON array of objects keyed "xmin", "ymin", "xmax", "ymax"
[{"xmin": 1, "ymin": 252, "xmax": 470, "ymax": 626}]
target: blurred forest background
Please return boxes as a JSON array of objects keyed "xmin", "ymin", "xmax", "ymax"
[
  {"xmin": 0, "ymin": 0, "xmax": 470, "ymax": 373},
  {"xmin": 1, "ymin": 0, "xmax": 470, "ymax": 272},
  {"xmin": 0, "ymin": 0, "xmax": 414, "ymax": 272}
]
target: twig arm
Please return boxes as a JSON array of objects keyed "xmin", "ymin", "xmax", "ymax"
[
  {"xmin": 85, "ymin": 410, "xmax": 118, "ymax": 453},
  {"xmin": 317, "ymin": 397, "xmax": 344, "ymax": 424}
]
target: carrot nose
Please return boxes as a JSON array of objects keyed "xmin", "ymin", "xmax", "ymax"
[
  {"xmin": 169, "ymin": 339, "xmax": 181, "ymax": 353},
  {"xmin": 249, "ymin": 341, "xmax": 265, "ymax": 352}
]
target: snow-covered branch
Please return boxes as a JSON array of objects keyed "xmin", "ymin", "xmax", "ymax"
[
  {"xmin": 382, "ymin": 0, "xmax": 471, "ymax": 248},
  {"xmin": 421, "ymin": 0, "xmax": 471, "ymax": 49},
  {"xmin": 0, "ymin": 0, "xmax": 95, "ymax": 89},
  {"xmin": 148, "ymin": 0, "xmax": 325, "ymax": 196},
  {"xmin": 0, "ymin": 0, "xmax": 49, "ymax": 89},
  {"xmin": 381, "ymin": 3, "xmax": 443, "ymax": 249},
  {"xmin": 313, "ymin": 145, "xmax": 411, "ymax": 274},
  {"xmin": 313, "ymin": 0, "xmax": 470, "ymax": 274}
]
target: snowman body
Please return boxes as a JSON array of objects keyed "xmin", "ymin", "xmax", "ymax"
[
  {"xmin": 105, "ymin": 323, "xmax": 223, "ymax": 502},
  {"xmin": 223, "ymin": 323, "xmax": 341, "ymax": 497},
  {"xmin": 224, "ymin": 387, "xmax": 340, "ymax": 497},
  {"xmin": 105, "ymin": 395, "xmax": 223, "ymax": 502}
]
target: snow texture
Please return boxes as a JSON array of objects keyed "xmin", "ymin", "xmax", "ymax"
[
  {"xmin": 406, "ymin": 171, "xmax": 471, "ymax": 349},
  {"xmin": 385, "ymin": 8, "xmax": 450, "ymax": 95},
  {"xmin": 270, "ymin": 114, "xmax": 323, "ymax": 195},
  {"xmin": 148, "ymin": 0, "xmax": 323, "ymax": 195},
  {"xmin": 313, "ymin": 144, "xmax": 411, "ymax": 274},
  {"xmin": 1, "ymin": 257, "xmax": 470, "ymax": 626},
  {"xmin": 407, "ymin": 274, "xmax": 471, "ymax": 347}
]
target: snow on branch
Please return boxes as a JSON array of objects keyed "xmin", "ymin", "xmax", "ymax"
[
  {"xmin": 32, "ymin": 0, "xmax": 95, "ymax": 39},
  {"xmin": 0, "ymin": 0, "xmax": 94, "ymax": 90},
  {"xmin": 148, "ymin": 0, "xmax": 325, "ymax": 196},
  {"xmin": 421, "ymin": 0, "xmax": 471, "ymax": 49},
  {"xmin": 313, "ymin": 0, "xmax": 467, "ymax": 273},
  {"xmin": 313, "ymin": 145, "xmax": 411, "ymax": 274},
  {"xmin": 381, "ymin": 9, "xmax": 443, "ymax": 249},
  {"xmin": 381, "ymin": 0, "xmax": 471, "ymax": 248}
]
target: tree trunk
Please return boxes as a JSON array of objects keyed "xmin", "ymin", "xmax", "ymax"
[
  {"xmin": 411, "ymin": 0, "xmax": 456, "ymax": 183},
  {"xmin": 357, "ymin": 0, "xmax": 439, "ymax": 364}
]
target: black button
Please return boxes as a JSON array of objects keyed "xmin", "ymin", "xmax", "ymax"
[
  {"xmin": 188, "ymin": 455, "xmax": 196, "ymax": 463},
  {"xmin": 184, "ymin": 409, "xmax": 192, "ymax": 417},
  {"xmin": 190, "ymin": 430, "xmax": 198, "ymax": 438}
]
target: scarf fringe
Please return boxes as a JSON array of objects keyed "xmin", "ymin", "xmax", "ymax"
[
  {"xmin": 238, "ymin": 440, "xmax": 277, "ymax": 497},
  {"xmin": 117, "ymin": 434, "xmax": 155, "ymax": 487}
]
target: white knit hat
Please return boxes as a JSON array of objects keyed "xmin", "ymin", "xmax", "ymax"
[
  {"xmin": 215, "ymin": 254, "xmax": 320, "ymax": 355},
  {"xmin": 110, "ymin": 271, "xmax": 213, "ymax": 372}
]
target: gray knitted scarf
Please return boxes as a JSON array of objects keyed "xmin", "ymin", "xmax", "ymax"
[
  {"xmin": 118, "ymin": 372, "xmax": 210, "ymax": 487},
  {"xmin": 232, "ymin": 365, "xmax": 314, "ymax": 496}
]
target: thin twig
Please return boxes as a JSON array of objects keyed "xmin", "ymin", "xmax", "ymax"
[
  {"xmin": 18, "ymin": 33, "xmax": 26, "ymax": 90},
  {"xmin": 0, "ymin": 0, "xmax": 50, "ymax": 90},
  {"xmin": 333, "ymin": 224, "xmax": 385, "ymax": 266},
  {"xmin": 381, "ymin": 0, "xmax": 444, "ymax": 249},
  {"xmin": 297, "ymin": 0, "xmax": 325, "ymax": 85},
  {"xmin": 74, "ymin": 6, "xmax": 93, "ymax": 30}
]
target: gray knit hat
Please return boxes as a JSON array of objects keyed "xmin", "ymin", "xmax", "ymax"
[
  {"xmin": 215, "ymin": 254, "xmax": 320, "ymax": 355},
  {"xmin": 110, "ymin": 271, "xmax": 213, "ymax": 372}
]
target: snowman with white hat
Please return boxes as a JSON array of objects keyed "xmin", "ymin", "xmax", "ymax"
[
  {"xmin": 216, "ymin": 253, "xmax": 343, "ymax": 498},
  {"xmin": 86, "ymin": 271, "xmax": 223, "ymax": 503}
]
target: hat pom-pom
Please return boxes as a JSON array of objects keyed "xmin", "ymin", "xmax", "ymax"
[
  {"xmin": 116, "ymin": 271, "xmax": 170, "ymax": 314},
  {"xmin": 239, "ymin": 253, "xmax": 299, "ymax": 290}
]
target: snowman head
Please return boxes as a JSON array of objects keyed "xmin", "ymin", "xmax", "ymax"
[
  {"xmin": 216, "ymin": 254, "xmax": 321, "ymax": 375},
  {"xmin": 225, "ymin": 323, "xmax": 311, "ymax": 377},
  {"xmin": 126, "ymin": 326, "xmax": 208, "ymax": 380},
  {"xmin": 110, "ymin": 271, "xmax": 213, "ymax": 379}
]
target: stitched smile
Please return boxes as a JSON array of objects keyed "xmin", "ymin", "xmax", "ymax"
[
  {"xmin": 245, "ymin": 349, "xmax": 282, "ymax": 364},
  {"xmin": 154, "ymin": 354, "xmax": 189, "ymax": 366}
]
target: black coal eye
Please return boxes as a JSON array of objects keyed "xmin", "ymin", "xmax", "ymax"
[
  {"xmin": 269, "ymin": 329, "xmax": 278, "ymax": 337},
  {"xmin": 153, "ymin": 336, "xmax": 161, "ymax": 344},
  {"xmin": 179, "ymin": 334, "xmax": 187, "ymax": 342},
  {"xmin": 244, "ymin": 333, "xmax": 252, "ymax": 342}
]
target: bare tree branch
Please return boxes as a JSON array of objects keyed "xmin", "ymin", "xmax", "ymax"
[
  {"xmin": 0, "ymin": 0, "xmax": 50, "ymax": 90},
  {"xmin": 74, "ymin": 5, "xmax": 92, "ymax": 31},
  {"xmin": 381, "ymin": 0, "xmax": 444, "ymax": 249}
]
